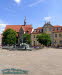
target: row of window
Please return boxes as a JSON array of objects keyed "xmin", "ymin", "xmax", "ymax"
[
  {"xmin": 43, "ymin": 28, "xmax": 53, "ymax": 32},
  {"xmin": 33, "ymin": 34, "xmax": 62, "ymax": 38},
  {"xmin": 54, "ymin": 27, "xmax": 61, "ymax": 30},
  {"xmin": 44, "ymin": 27, "xmax": 62, "ymax": 32},
  {"xmin": 54, "ymin": 40, "xmax": 62, "ymax": 44},
  {"xmin": 34, "ymin": 29, "xmax": 43, "ymax": 32},
  {"xmin": 34, "ymin": 34, "xmax": 62, "ymax": 38},
  {"xmin": 34, "ymin": 27, "xmax": 62, "ymax": 33},
  {"xmin": 55, "ymin": 34, "xmax": 62, "ymax": 37}
]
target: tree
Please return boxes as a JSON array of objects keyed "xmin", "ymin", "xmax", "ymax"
[
  {"xmin": 2, "ymin": 29, "xmax": 17, "ymax": 45},
  {"xmin": 22, "ymin": 33, "xmax": 31, "ymax": 44},
  {"xmin": 37, "ymin": 33, "xmax": 51, "ymax": 46}
]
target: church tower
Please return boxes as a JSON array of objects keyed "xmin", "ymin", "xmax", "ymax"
[{"xmin": 24, "ymin": 16, "xmax": 26, "ymax": 25}]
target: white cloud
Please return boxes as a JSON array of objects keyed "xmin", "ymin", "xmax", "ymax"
[
  {"xmin": 0, "ymin": 26, "xmax": 5, "ymax": 33},
  {"xmin": 0, "ymin": 28, "xmax": 5, "ymax": 34},
  {"xmin": 14, "ymin": 0, "xmax": 21, "ymax": 4},
  {"xmin": 43, "ymin": 16, "xmax": 52, "ymax": 22},
  {"xmin": 0, "ymin": 20, "xmax": 8, "ymax": 33},
  {"xmin": 29, "ymin": 0, "xmax": 44, "ymax": 7}
]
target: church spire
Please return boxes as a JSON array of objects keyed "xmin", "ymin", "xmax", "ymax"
[{"xmin": 24, "ymin": 16, "xmax": 26, "ymax": 25}]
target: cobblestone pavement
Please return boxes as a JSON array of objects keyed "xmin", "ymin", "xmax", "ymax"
[{"xmin": 0, "ymin": 48, "xmax": 62, "ymax": 75}]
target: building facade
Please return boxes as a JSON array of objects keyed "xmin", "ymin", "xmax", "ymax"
[
  {"xmin": 4, "ymin": 25, "xmax": 33, "ymax": 45},
  {"xmin": 3, "ymin": 20, "xmax": 62, "ymax": 47},
  {"xmin": 52, "ymin": 31, "xmax": 62, "ymax": 47},
  {"xmin": 31, "ymin": 22, "xmax": 62, "ymax": 47},
  {"xmin": 31, "ymin": 27, "xmax": 43, "ymax": 46}
]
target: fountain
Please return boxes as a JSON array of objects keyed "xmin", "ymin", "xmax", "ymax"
[{"xmin": 19, "ymin": 43, "xmax": 32, "ymax": 50}]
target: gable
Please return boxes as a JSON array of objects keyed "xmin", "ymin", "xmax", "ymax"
[
  {"xmin": 43, "ymin": 22, "xmax": 53, "ymax": 28},
  {"xmin": 19, "ymin": 27, "xmax": 24, "ymax": 37},
  {"xmin": 43, "ymin": 24, "xmax": 53, "ymax": 28}
]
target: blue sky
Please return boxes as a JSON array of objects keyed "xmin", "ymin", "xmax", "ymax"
[{"xmin": 0, "ymin": 0, "xmax": 62, "ymax": 33}]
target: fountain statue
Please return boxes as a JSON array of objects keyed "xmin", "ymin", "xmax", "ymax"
[{"xmin": 20, "ymin": 43, "xmax": 32, "ymax": 50}]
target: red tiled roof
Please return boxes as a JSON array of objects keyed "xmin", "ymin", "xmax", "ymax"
[
  {"xmin": 52, "ymin": 25, "xmax": 62, "ymax": 32},
  {"xmin": 53, "ymin": 25, "xmax": 62, "ymax": 27},
  {"xmin": 22, "ymin": 26, "xmax": 32, "ymax": 34},
  {"xmin": 37, "ymin": 27, "xmax": 43, "ymax": 29},
  {"xmin": 31, "ymin": 25, "xmax": 62, "ymax": 34},
  {"xmin": 5, "ymin": 25, "xmax": 32, "ymax": 34}
]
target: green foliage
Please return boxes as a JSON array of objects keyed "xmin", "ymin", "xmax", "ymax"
[
  {"xmin": 37, "ymin": 33, "xmax": 51, "ymax": 46},
  {"xmin": 2, "ymin": 29, "xmax": 17, "ymax": 45},
  {"xmin": 22, "ymin": 34, "xmax": 31, "ymax": 44}
]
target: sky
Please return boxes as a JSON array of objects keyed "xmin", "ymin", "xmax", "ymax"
[{"xmin": 0, "ymin": 0, "xmax": 62, "ymax": 33}]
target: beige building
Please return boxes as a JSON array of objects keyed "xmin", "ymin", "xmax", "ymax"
[
  {"xmin": 31, "ymin": 33, "xmax": 41, "ymax": 46},
  {"xmin": 31, "ymin": 22, "xmax": 62, "ymax": 47},
  {"xmin": 31, "ymin": 27, "xmax": 43, "ymax": 46},
  {"xmin": 52, "ymin": 31, "xmax": 62, "ymax": 47}
]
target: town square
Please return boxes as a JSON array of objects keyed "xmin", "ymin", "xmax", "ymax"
[
  {"xmin": 0, "ymin": 47, "xmax": 62, "ymax": 75},
  {"xmin": 0, "ymin": 0, "xmax": 62, "ymax": 75}
]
